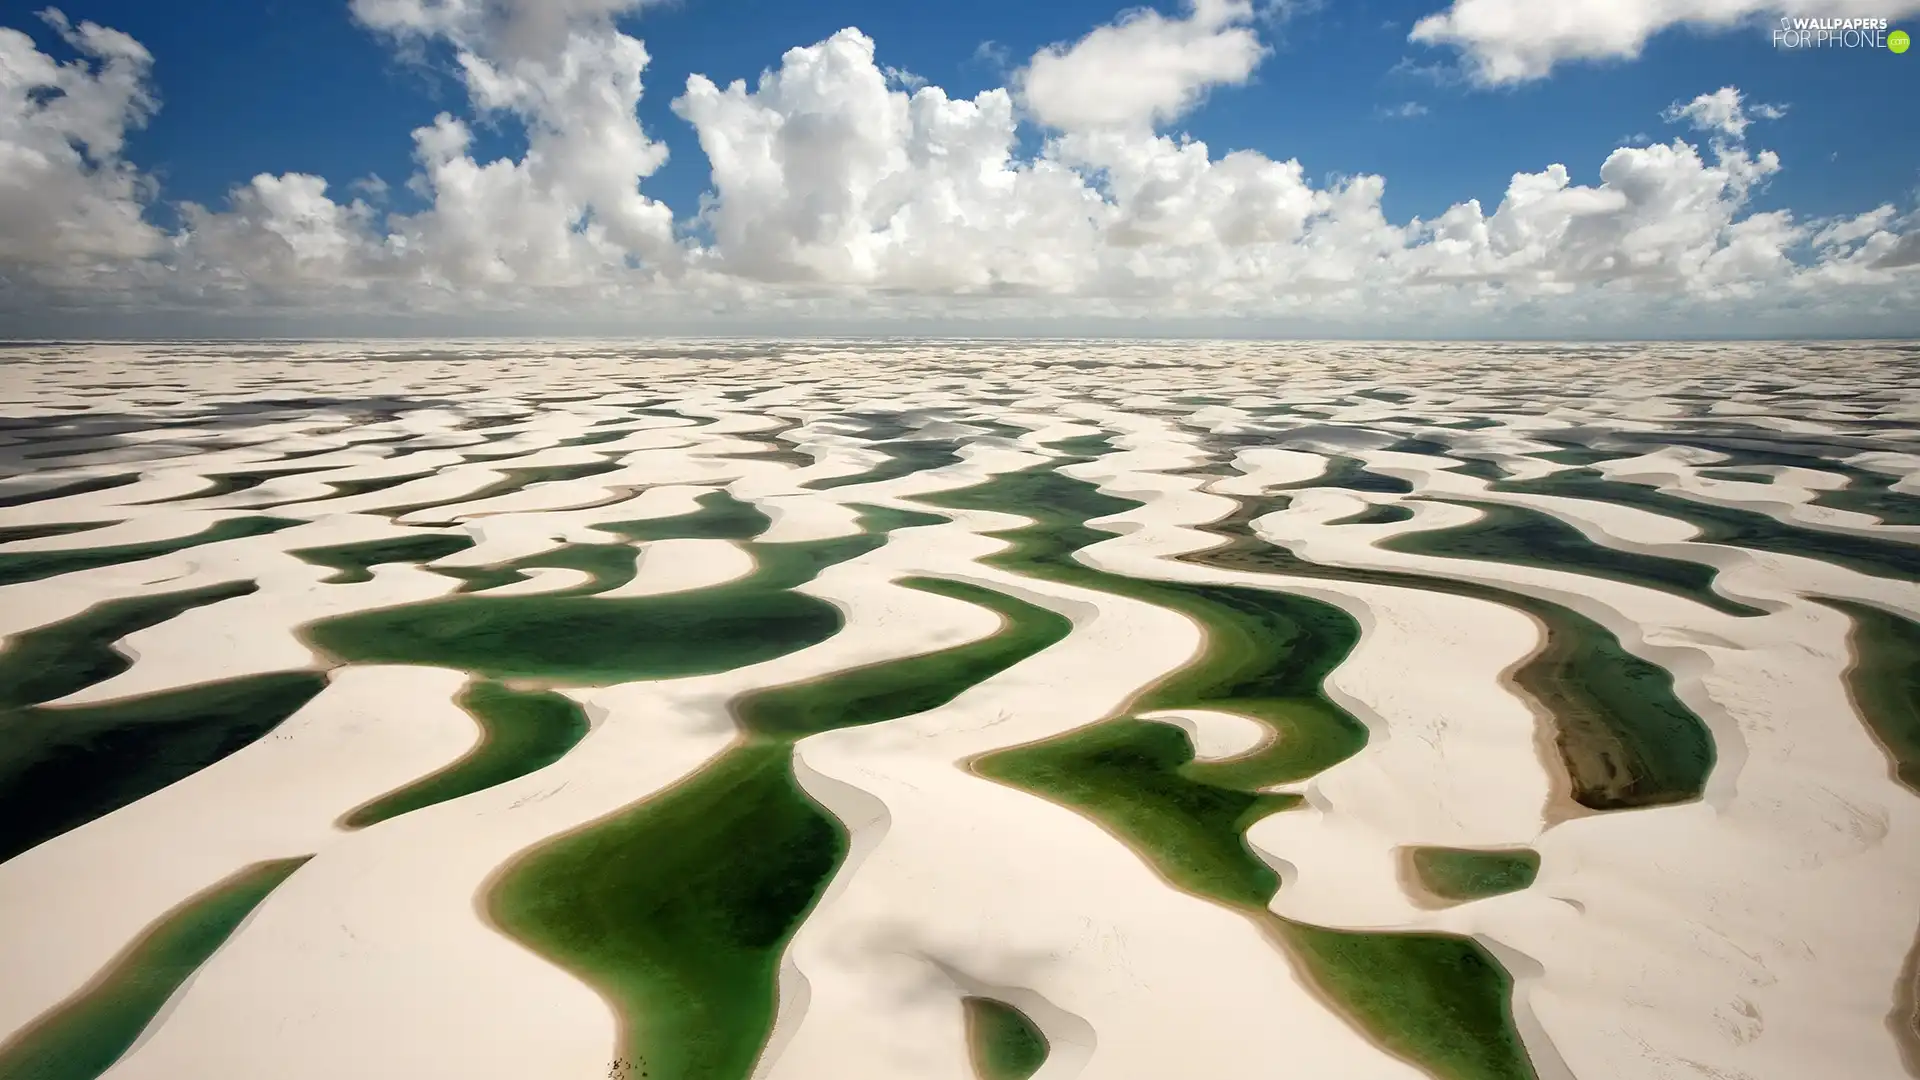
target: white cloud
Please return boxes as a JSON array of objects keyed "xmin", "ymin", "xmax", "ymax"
[
  {"xmin": 168, "ymin": 0, "xmax": 680, "ymax": 298},
  {"xmin": 1410, "ymin": 0, "xmax": 1920, "ymax": 85},
  {"xmin": 673, "ymin": 29, "xmax": 1104, "ymax": 291},
  {"xmin": 348, "ymin": 0, "xmax": 666, "ymax": 60},
  {"xmin": 1873, "ymin": 231, "xmax": 1920, "ymax": 270},
  {"xmin": 1376, "ymin": 101, "xmax": 1429, "ymax": 120},
  {"xmin": 1421, "ymin": 139, "xmax": 1798, "ymax": 296},
  {"xmin": 1662, "ymin": 86, "xmax": 1785, "ymax": 141},
  {"xmin": 173, "ymin": 173, "xmax": 384, "ymax": 299},
  {"xmin": 0, "ymin": 9, "xmax": 163, "ymax": 276},
  {"xmin": 0, "ymin": 3, "xmax": 1915, "ymax": 335},
  {"xmin": 1018, "ymin": 0, "xmax": 1268, "ymax": 131}
]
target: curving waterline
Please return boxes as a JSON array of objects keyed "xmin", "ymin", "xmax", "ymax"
[
  {"xmin": 1824, "ymin": 598, "xmax": 1920, "ymax": 1074},
  {"xmin": 1403, "ymin": 846, "xmax": 1542, "ymax": 905},
  {"xmin": 918, "ymin": 460, "xmax": 1540, "ymax": 1080},
  {"xmin": 0, "ymin": 516, "xmax": 299, "ymax": 588},
  {"xmin": 802, "ymin": 439, "xmax": 966, "ymax": 492},
  {"xmin": 1181, "ymin": 492, "xmax": 1717, "ymax": 813},
  {"xmin": 0, "ymin": 673, "xmax": 329, "ymax": 866},
  {"xmin": 0, "ymin": 581, "xmax": 326, "ymax": 867},
  {"xmin": 301, "ymin": 500, "xmax": 939, "ymax": 685},
  {"xmin": 288, "ymin": 532, "xmax": 476, "ymax": 585},
  {"xmin": 0, "ymin": 857, "xmax": 308, "ymax": 1080},
  {"xmin": 1386, "ymin": 499, "xmax": 1769, "ymax": 619},
  {"xmin": 962, "ymin": 996, "xmax": 1050, "ymax": 1080},
  {"xmin": 341, "ymin": 681, "xmax": 592, "ymax": 829},
  {"xmin": 1494, "ymin": 469, "xmax": 1920, "ymax": 585},
  {"xmin": 485, "ymin": 558, "xmax": 1071, "ymax": 1079}
]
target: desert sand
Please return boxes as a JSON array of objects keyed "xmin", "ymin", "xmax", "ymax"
[{"xmin": 0, "ymin": 339, "xmax": 1914, "ymax": 1080}]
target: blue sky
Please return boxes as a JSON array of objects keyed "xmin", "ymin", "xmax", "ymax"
[
  {"xmin": 22, "ymin": 0, "xmax": 1914, "ymax": 227},
  {"xmin": 2, "ymin": 0, "xmax": 1917, "ymax": 336}
]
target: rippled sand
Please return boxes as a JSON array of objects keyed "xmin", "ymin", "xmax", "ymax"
[{"xmin": 0, "ymin": 339, "xmax": 1916, "ymax": 1080}]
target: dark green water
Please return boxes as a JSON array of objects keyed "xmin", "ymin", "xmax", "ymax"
[
  {"xmin": 1494, "ymin": 470, "xmax": 1920, "ymax": 584},
  {"xmin": 1275, "ymin": 456, "xmax": 1413, "ymax": 495},
  {"xmin": 143, "ymin": 466, "xmax": 333, "ymax": 503},
  {"xmin": 0, "ymin": 582, "xmax": 259, "ymax": 710},
  {"xmin": 592, "ymin": 490, "xmax": 772, "ymax": 543},
  {"xmin": 0, "ymin": 857, "xmax": 308, "ymax": 1080},
  {"xmin": 0, "ymin": 517, "xmax": 300, "ymax": 587},
  {"xmin": 1825, "ymin": 600, "xmax": 1920, "ymax": 795},
  {"xmin": 1408, "ymin": 847, "xmax": 1541, "ymax": 902},
  {"xmin": 305, "ymin": 499, "xmax": 956, "ymax": 684},
  {"xmin": 724, "ymin": 446, "xmax": 815, "ymax": 469},
  {"xmin": 1276, "ymin": 920, "xmax": 1530, "ymax": 1080},
  {"xmin": 1594, "ymin": 431, "xmax": 1920, "ymax": 526},
  {"xmin": 289, "ymin": 533, "xmax": 476, "ymax": 584},
  {"xmin": 963, "ymin": 997, "xmax": 1049, "ymax": 1080},
  {"xmin": 0, "ymin": 673, "xmax": 329, "ymax": 865},
  {"xmin": 802, "ymin": 439, "xmax": 965, "ymax": 491},
  {"xmin": 344, "ymin": 682, "xmax": 592, "ymax": 827},
  {"xmin": 1326, "ymin": 503, "xmax": 1416, "ymax": 527},
  {"xmin": 0, "ymin": 522, "xmax": 117, "ymax": 546},
  {"xmin": 1382, "ymin": 500, "xmax": 1768, "ymax": 618},
  {"xmin": 0, "ymin": 474, "xmax": 141, "ymax": 510},
  {"xmin": 1042, "ymin": 434, "xmax": 1114, "ymax": 458},
  {"xmin": 434, "ymin": 543, "xmax": 640, "ymax": 597},
  {"xmin": 492, "ymin": 746, "xmax": 829, "ymax": 1080},
  {"xmin": 304, "ymin": 471, "xmax": 437, "ymax": 501},
  {"xmin": 1684, "ymin": 456, "xmax": 1920, "ymax": 527},
  {"xmin": 375, "ymin": 461, "xmax": 627, "ymax": 519},
  {"xmin": 734, "ymin": 578, "xmax": 1072, "ymax": 739},
  {"xmin": 305, "ymin": 570, "xmax": 839, "ymax": 685},
  {"xmin": 916, "ymin": 465, "xmax": 1538, "ymax": 1080},
  {"xmin": 490, "ymin": 573, "xmax": 1071, "ymax": 1080},
  {"xmin": 1809, "ymin": 468, "xmax": 1920, "ymax": 526},
  {"xmin": 560, "ymin": 428, "xmax": 643, "ymax": 448},
  {"xmin": 983, "ymin": 719, "xmax": 1302, "ymax": 908},
  {"xmin": 1183, "ymin": 498, "xmax": 1716, "ymax": 812},
  {"xmin": 0, "ymin": 582, "xmax": 325, "ymax": 865}
]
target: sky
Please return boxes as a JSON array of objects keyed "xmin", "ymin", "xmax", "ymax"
[{"xmin": 1, "ymin": 0, "xmax": 1917, "ymax": 338}]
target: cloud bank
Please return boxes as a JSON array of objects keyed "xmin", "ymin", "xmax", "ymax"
[
  {"xmin": 1412, "ymin": 0, "xmax": 1920, "ymax": 85},
  {"xmin": 1, "ymin": 0, "xmax": 1916, "ymax": 337}
]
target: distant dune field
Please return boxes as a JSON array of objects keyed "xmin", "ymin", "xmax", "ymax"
[{"xmin": 0, "ymin": 338, "xmax": 1916, "ymax": 1080}]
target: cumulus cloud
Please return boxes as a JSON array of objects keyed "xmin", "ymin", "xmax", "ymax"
[
  {"xmin": 1663, "ymin": 86, "xmax": 1785, "ymax": 141},
  {"xmin": 165, "ymin": 0, "xmax": 680, "ymax": 300},
  {"xmin": 1873, "ymin": 231, "xmax": 1920, "ymax": 270},
  {"xmin": 174, "ymin": 173, "xmax": 384, "ymax": 296},
  {"xmin": 0, "ymin": 2, "xmax": 1915, "ymax": 334},
  {"xmin": 673, "ymin": 29, "xmax": 1104, "ymax": 291},
  {"xmin": 1399, "ymin": 139, "xmax": 1796, "ymax": 298},
  {"xmin": 1411, "ymin": 0, "xmax": 1920, "ymax": 85},
  {"xmin": 0, "ymin": 8, "xmax": 163, "ymax": 276},
  {"xmin": 1019, "ymin": 0, "xmax": 1267, "ymax": 131},
  {"xmin": 348, "ymin": 0, "xmax": 666, "ymax": 60}
]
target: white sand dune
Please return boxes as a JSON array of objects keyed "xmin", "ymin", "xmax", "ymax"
[
  {"xmin": 1071, "ymin": 435, "xmax": 1920, "ymax": 1080},
  {"xmin": 1135, "ymin": 708, "xmax": 1270, "ymax": 761},
  {"xmin": 94, "ymin": 507, "xmax": 1012, "ymax": 1080},
  {"xmin": 271, "ymin": 465, "xmax": 515, "ymax": 518},
  {"xmin": 0, "ymin": 667, "xmax": 481, "ymax": 1043},
  {"xmin": 44, "ymin": 521, "xmax": 464, "ymax": 703},
  {"xmin": 0, "ymin": 508, "xmax": 277, "ymax": 553},
  {"xmin": 1, "ymin": 340, "xmax": 1916, "ymax": 1080},
  {"xmin": 772, "ymin": 527, "xmax": 1428, "ymax": 1080},
  {"xmin": 478, "ymin": 566, "xmax": 598, "ymax": 596},
  {"xmin": 600, "ymin": 538, "xmax": 756, "ymax": 598}
]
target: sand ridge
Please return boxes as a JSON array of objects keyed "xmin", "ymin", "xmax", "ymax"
[{"xmin": 0, "ymin": 340, "xmax": 1915, "ymax": 1080}]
